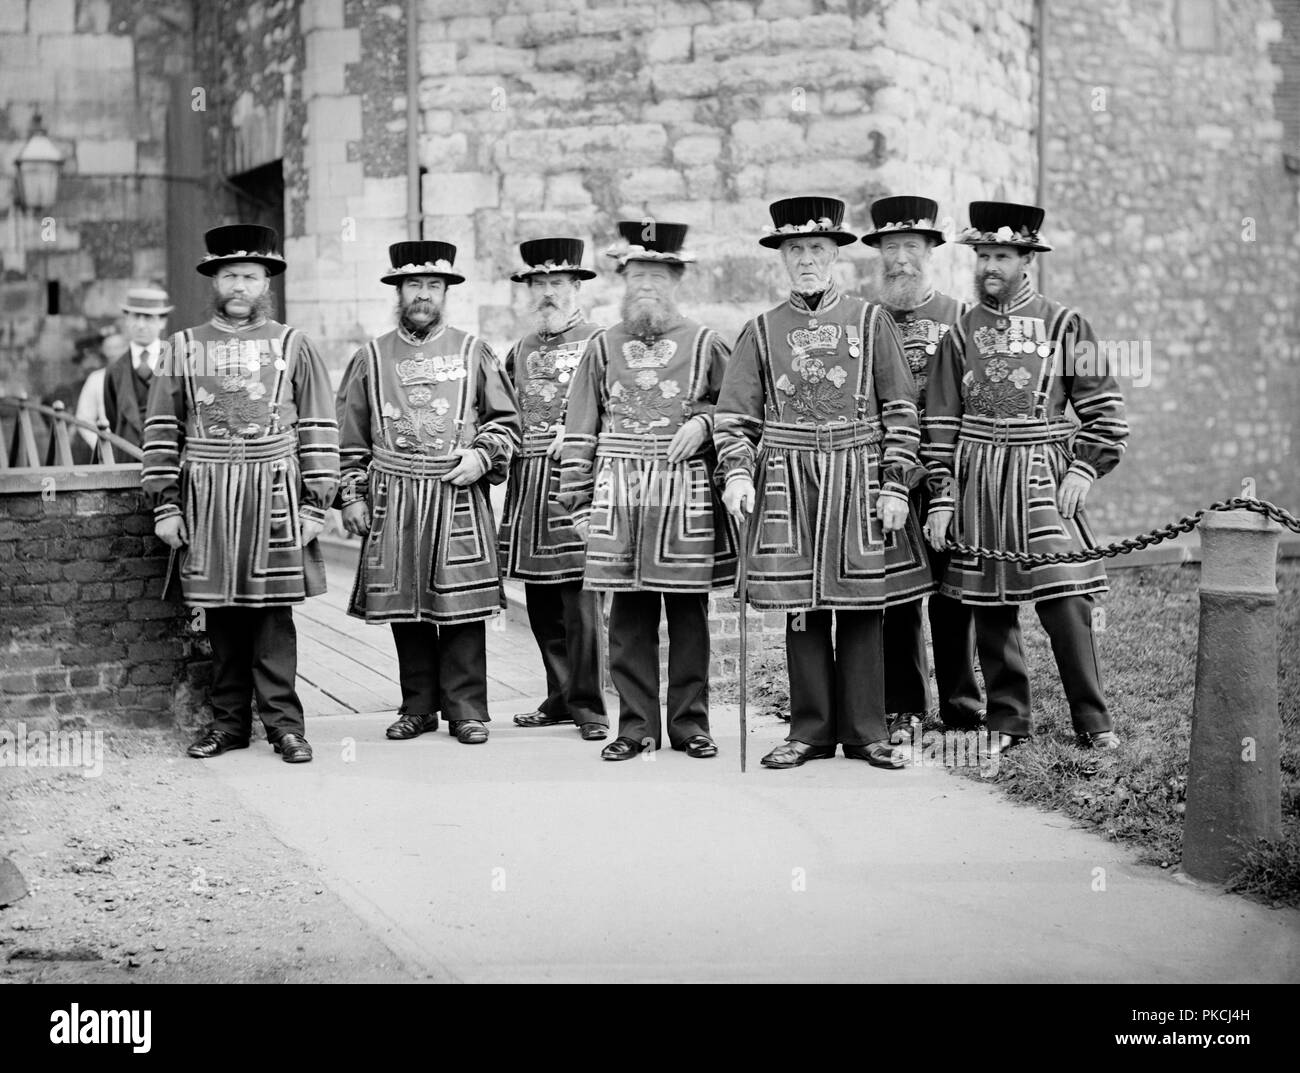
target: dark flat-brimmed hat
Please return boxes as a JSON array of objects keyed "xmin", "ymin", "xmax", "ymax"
[
  {"xmin": 381, "ymin": 240, "xmax": 465, "ymax": 286},
  {"xmin": 510, "ymin": 237, "xmax": 596, "ymax": 282},
  {"xmin": 957, "ymin": 201, "xmax": 1052, "ymax": 252},
  {"xmin": 859, "ymin": 195, "xmax": 945, "ymax": 247},
  {"xmin": 605, "ymin": 220, "xmax": 696, "ymax": 271},
  {"xmin": 197, "ymin": 224, "xmax": 287, "ymax": 276},
  {"xmin": 759, "ymin": 196, "xmax": 856, "ymax": 248},
  {"xmin": 121, "ymin": 285, "xmax": 173, "ymax": 314}
]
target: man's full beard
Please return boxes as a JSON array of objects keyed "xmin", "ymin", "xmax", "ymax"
[
  {"xmin": 973, "ymin": 267, "xmax": 1018, "ymax": 303},
  {"xmin": 621, "ymin": 292, "xmax": 679, "ymax": 338},
  {"xmin": 531, "ymin": 295, "xmax": 576, "ymax": 336},
  {"xmin": 396, "ymin": 297, "xmax": 443, "ymax": 339},
  {"xmin": 874, "ymin": 261, "xmax": 930, "ymax": 311},
  {"xmin": 211, "ymin": 291, "xmax": 275, "ymax": 324}
]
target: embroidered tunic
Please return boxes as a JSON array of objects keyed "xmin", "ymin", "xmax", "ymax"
[
  {"xmin": 923, "ymin": 277, "xmax": 1130, "ymax": 604},
  {"xmin": 557, "ymin": 317, "xmax": 736, "ymax": 592},
  {"xmin": 887, "ymin": 289, "xmax": 968, "ymax": 414},
  {"xmin": 337, "ymin": 325, "xmax": 522, "ymax": 624},
  {"xmin": 497, "ymin": 315, "xmax": 602, "ymax": 583},
  {"xmin": 142, "ymin": 317, "xmax": 340, "ymax": 607},
  {"xmin": 714, "ymin": 286, "xmax": 931, "ymax": 610}
]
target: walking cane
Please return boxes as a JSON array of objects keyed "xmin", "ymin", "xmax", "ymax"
[{"xmin": 736, "ymin": 512, "xmax": 749, "ymax": 773}]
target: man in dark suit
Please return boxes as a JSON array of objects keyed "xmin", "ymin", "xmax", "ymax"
[{"xmin": 103, "ymin": 285, "xmax": 172, "ymax": 448}]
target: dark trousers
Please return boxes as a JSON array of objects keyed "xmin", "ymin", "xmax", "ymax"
[
  {"xmin": 206, "ymin": 606, "xmax": 303, "ymax": 741},
  {"xmin": 973, "ymin": 595, "xmax": 1110, "ymax": 738},
  {"xmin": 525, "ymin": 581, "xmax": 608, "ymax": 727},
  {"xmin": 607, "ymin": 591, "xmax": 710, "ymax": 749},
  {"xmin": 883, "ymin": 591, "xmax": 984, "ymax": 725},
  {"xmin": 786, "ymin": 609, "xmax": 887, "ymax": 748},
  {"xmin": 390, "ymin": 620, "xmax": 489, "ymax": 723}
]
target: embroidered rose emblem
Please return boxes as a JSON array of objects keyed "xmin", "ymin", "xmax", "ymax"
[
  {"xmin": 799, "ymin": 358, "xmax": 826, "ymax": 383},
  {"xmin": 659, "ymin": 380, "xmax": 680, "ymax": 399},
  {"xmin": 635, "ymin": 369, "xmax": 658, "ymax": 390},
  {"xmin": 432, "ymin": 398, "xmax": 450, "ymax": 415},
  {"xmin": 222, "ymin": 375, "xmax": 244, "ymax": 392},
  {"xmin": 382, "ymin": 402, "xmax": 402, "ymax": 420},
  {"xmin": 538, "ymin": 383, "xmax": 557, "ymax": 401},
  {"xmin": 826, "ymin": 366, "xmax": 848, "ymax": 388},
  {"xmin": 246, "ymin": 381, "xmax": 266, "ymax": 401},
  {"xmin": 407, "ymin": 386, "xmax": 433, "ymax": 407},
  {"xmin": 1009, "ymin": 367, "xmax": 1032, "ymax": 390},
  {"xmin": 985, "ymin": 358, "xmax": 1010, "ymax": 383}
]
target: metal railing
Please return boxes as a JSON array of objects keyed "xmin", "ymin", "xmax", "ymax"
[{"xmin": 0, "ymin": 394, "xmax": 143, "ymax": 470}]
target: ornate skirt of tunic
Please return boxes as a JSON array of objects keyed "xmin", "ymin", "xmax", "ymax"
[
  {"xmin": 747, "ymin": 419, "xmax": 931, "ymax": 611},
  {"xmin": 178, "ymin": 431, "xmax": 327, "ymax": 606},
  {"xmin": 943, "ymin": 415, "xmax": 1107, "ymax": 604},
  {"xmin": 585, "ymin": 432, "xmax": 736, "ymax": 593},
  {"xmin": 348, "ymin": 446, "xmax": 504, "ymax": 624},
  {"xmin": 497, "ymin": 431, "xmax": 586, "ymax": 583}
]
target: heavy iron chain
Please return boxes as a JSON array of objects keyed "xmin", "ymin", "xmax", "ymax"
[{"xmin": 944, "ymin": 498, "xmax": 1300, "ymax": 565}]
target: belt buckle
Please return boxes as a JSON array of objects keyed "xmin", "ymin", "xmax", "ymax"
[
  {"xmin": 814, "ymin": 424, "xmax": 828, "ymax": 453},
  {"xmin": 993, "ymin": 420, "xmax": 1010, "ymax": 449}
]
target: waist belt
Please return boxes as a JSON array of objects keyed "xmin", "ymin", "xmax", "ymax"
[
  {"xmin": 519, "ymin": 430, "xmax": 556, "ymax": 459},
  {"xmin": 186, "ymin": 431, "xmax": 296, "ymax": 464},
  {"xmin": 761, "ymin": 419, "xmax": 883, "ymax": 452},
  {"xmin": 597, "ymin": 432, "xmax": 707, "ymax": 461},
  {"xmin": 371, "ymin": 444, "xmax": 457, "ymax": 478},
  {"xmin": 958, "ymin": 415, "xmax": 1074, "ymax": 447}
]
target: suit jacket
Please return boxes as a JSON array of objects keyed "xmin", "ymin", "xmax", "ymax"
[{"xmin": 102, "ymin": 352, "xmax": 152, "ymax": 448}]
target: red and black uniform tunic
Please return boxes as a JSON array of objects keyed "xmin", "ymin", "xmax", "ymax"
[
  {"xmin": 923, "ymin": 275, "xmax": 1129, "ymax": 737},
  {"xmin": 557, "ymin": 315, "xmax": 734, "ymax": 749},
  {"xmin": 143, "ymin": 315, "xmax": 340, "ymax": 740},
  {"xmin": 714, "ymin": 283, "xmax": 930, "ymax": 749},
  {"xmin": 881, "ymin": 289, "xmax": 984, "ymax": 727},
  {"xmin": 498, "ymin": 313, "xmax": 607, "ymax": 728},
  {"xmin": 337, "ymin": 323, "xmax": 522, "ymax": 724}
]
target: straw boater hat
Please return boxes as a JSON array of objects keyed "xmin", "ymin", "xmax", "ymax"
[
  {"xmin": 510, "ymin": 237, "xmax": 596, "ymax": 282},
  {"xmin": 604, "ymin": 221, "xmax": 696, "ymax": 272},
  {"xmin": 957, "ymin": 201, "xmax": 1053, "ymax": 252},
  {"xmin": 859, "ymin": 195, "xmax": 946, "ymax": 247},
  {"xmin": 196, "ymin": 224, "xmax": 287, "ymax": 276},
  {"xmin": 380, "ymin": 240, "xmax": 465, "ymax": 286},
  {"xmin": 758, "ymin": 196, "xmax": 856, "ymax": 248},
  {"xmin": 121, "ymin": 285, "xmax": 173, "ymax": 315}
]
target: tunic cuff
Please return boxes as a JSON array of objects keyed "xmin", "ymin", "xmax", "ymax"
[
  {"xmin": 153, "ymin": 504, "xmax": 182, "ymax": 523},
  {"xmin": 1067, "ymin": 459, "xmax": 1099, "ymax": 485},
  {"xmin": 299, "ymin": 504, "xmax": 326, "ymax": 526},
  {"xmin": 926, "ymin": 497, "xmax": 955, "ymax": 517},
  {"xmin": 339, "ymin": 472, "xmax": 368, "ymax": 507}
]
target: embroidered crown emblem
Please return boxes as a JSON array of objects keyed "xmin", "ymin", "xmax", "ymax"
[
  {"xmin": 622, "ymin": 338, "xmax": 676, "ymax": 369},
  {"xmin": 789, "ymin": 324, "xmax": 841, "ymax": 354},
  {"xmin": 396, "ymin": 354, "xmax": 466, "ymax": 384}
]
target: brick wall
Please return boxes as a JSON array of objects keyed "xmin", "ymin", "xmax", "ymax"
[
  {"xmin": 0, "ymin": 470, "xmax": 211, "ymax": 730},
  {"xmin": 1047, "ymin": 0, "xmax": 1300, "ymax": 534},
  {"xmin": 1272, "ymin": 0, "xmax": 1300, "ymax": 153},
  {"xmin": 0, "ymin": 0, "xmax": 194, "ymax": 397}
]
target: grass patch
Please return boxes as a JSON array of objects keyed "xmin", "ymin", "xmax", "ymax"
[{"xmin": 728, "ymin": 562, "xmax": 1300, "ymax": 906}]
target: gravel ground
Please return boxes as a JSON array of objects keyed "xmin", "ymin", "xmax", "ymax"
[{"xmin": 0, "ymin": 730, "xmax": 414, "ymax": 983}]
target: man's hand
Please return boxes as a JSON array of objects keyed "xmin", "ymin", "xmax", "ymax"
[
  {"xmin": 722, "ymin": 477, "xmax": 755, "ymax": 522},
  {"xmin": 300, "ymin": 516, "xmax": 325, "ymax": 545},
  {"xmin": 877, "ymin": 492, "xmax": 908, "ymax": 533},
  {"xmin": 155, "ymin": 515, "xmax": 187, "ymax": 550},
  {"xmin": 442, "ymin": 448, "xmax": 488, "ymax": 486},
  {"xmin": 666, "ymin": 416, "xmax": 708, "ymax": 465},
  {"xmin": 925, "ymin": 508, "xmax": 953, "ymax": 552},
  {"xmin": 547, "ymin": 425, "xmax": 565, "ymax": 460},
  {"xmin": 1057, "ymin": 471, "xmax": 1090, "ymax": 520},
  {"xmin": 341, "ymin": 501, "xmax": 370, "ymax": 537}
]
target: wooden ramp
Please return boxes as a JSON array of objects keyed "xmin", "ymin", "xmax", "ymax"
[{"xmin": 295, "ymin": 556, "xmax": 547, "ymax": 718}]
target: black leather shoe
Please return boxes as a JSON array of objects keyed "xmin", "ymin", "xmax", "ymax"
[
  {"xmin": 760, "ymin": 741, "xmax": 836, "ymax": 769},
  {"xmin": 579, "ymin": 723, "xmax": 608, "ymax": 741},
  {"xmin": 449, "ymin": 719, "xmax": 489, "ymax": 744},
  {"xmin": 186, "ymin": 729, "xmax": 249, "ymax": 759},
  {"xmin": 843, "ymin": 741, "xmax": 907, "ymax": 769},
  {"xmin": 386, "ymin": 712, "xmax": 438, "ymax": 740},
  {"xmin": 272, "ymin": 732, "xmax": 313, "ymax": 763},
  {"xmin": 600, "ymin": 736, "xmax": 644, "ymax": 761},
  {"xmin": 514, "ymin": 710, "xmax": 574, "ymax": 728},
  {"xmin": 676, "ymin": 734, "xmax": 718, "ymax": 758}
]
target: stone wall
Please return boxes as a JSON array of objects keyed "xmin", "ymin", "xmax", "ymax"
[
  {"xmin": 415, "ymin": 0, "xmax": 1038, "ymax": 350},
  {"xmin": 0, "ymin": 469, "xmax": 211, "ymax": 730},
  {"xmin": 1046, "ymin": 0, "xmax": 1300, "ymax": 534},
  {"xmin": 0, "ymin": 0, "xmax": 194, "ymax": 397}
]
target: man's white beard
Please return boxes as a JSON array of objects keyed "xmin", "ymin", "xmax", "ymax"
[
  {"xmin": 532, "ymin": 299, "xmax": 576, "ymax": 336},
  {"xmin": 789, "ymin": 272, "xmax": 832, "ymax": 296},
  {"xmin": 875, "ymin": 262, "xmax": 930, "ymax": 311},
  {"xmin": 621, "ymin": 293, "xmax": 678, "ymax": 338}
]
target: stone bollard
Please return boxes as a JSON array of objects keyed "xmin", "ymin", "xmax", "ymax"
[{"xmin": 1181, "ymin": 503, "xmax": 1284, "ymax": 882}]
